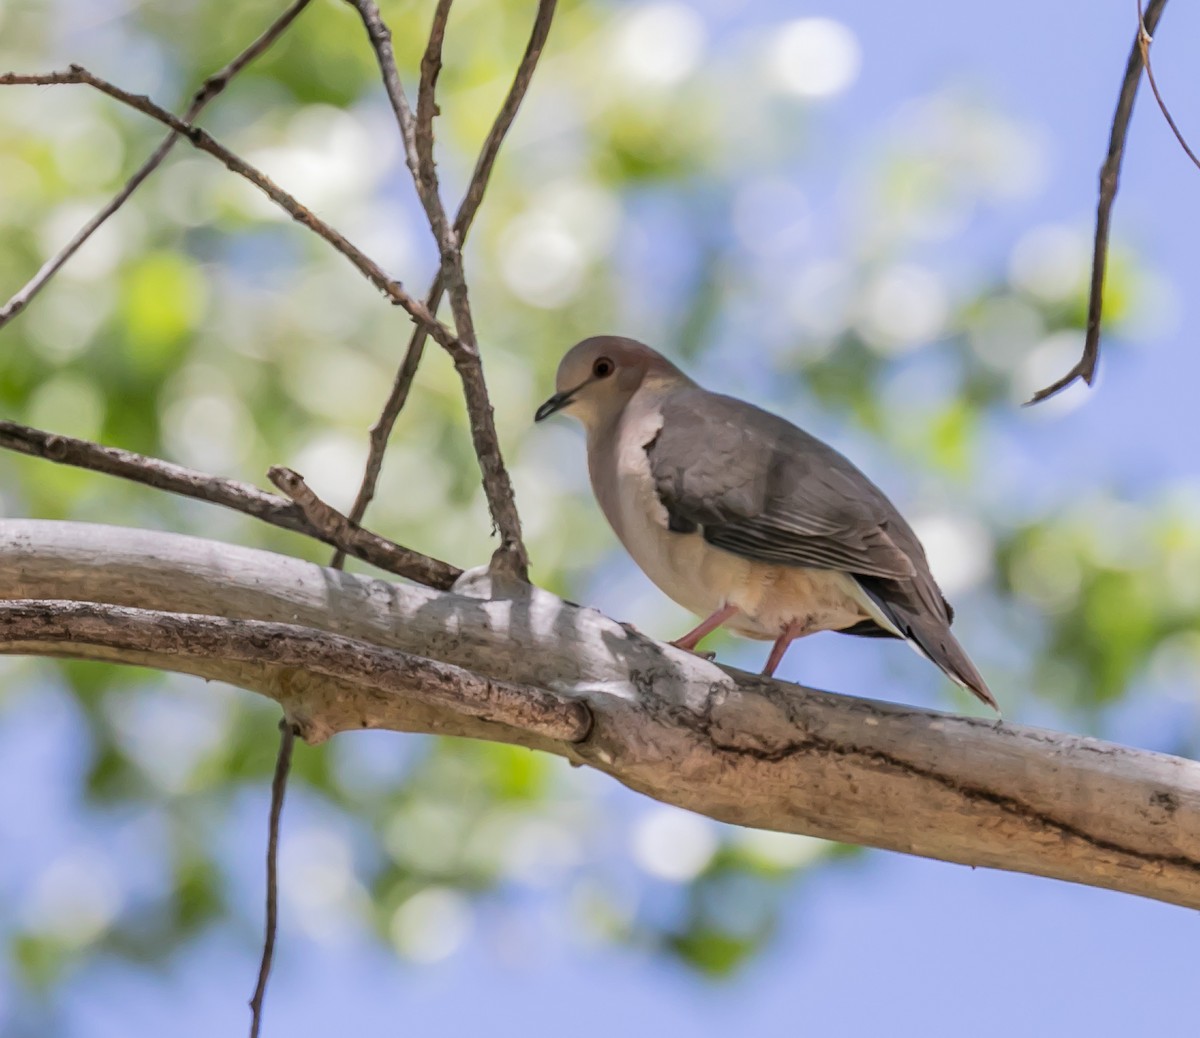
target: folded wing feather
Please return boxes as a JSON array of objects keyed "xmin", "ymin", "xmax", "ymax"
[{"xmin": 647, "ymin": 387, "xmax": 922, "ymax": 584}]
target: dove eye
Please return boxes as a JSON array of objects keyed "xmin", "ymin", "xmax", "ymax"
[{"xmin": 593, "ymin": 357, "xmax": 615, "ymax": 378}]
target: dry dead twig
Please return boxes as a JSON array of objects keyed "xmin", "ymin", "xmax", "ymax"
[
  {"xmin": 1136, "ymin": 0, "xmax": 1200, "ymax": 171},
  {"xmin": 0, "ymin": 420, "xmax": 461, "ymax": 588},
  {"xmin": 0, "ymin": 65, "xmax": 459, "ymax": 348},
  {"xmin": 333, "ymin": 0, "xmax": 557, "ymax": 570},
  {"xmin": 248, "ymin": 719, "xmax": 295, "ymax": 1038},
  {"xmin": 268, "ymin": 465, "xmax": 464, "ymax": 589},
  {"xmin": 1027, "ymin": 0, "xmax": 1170, "ymax": 405},
  {"xmin": 0, "ymin": 0, "xmax": 314, "ymax": 330},
  {"xmin": 346, "ymin": 0, "xmax": 535, "ymax": 581}
]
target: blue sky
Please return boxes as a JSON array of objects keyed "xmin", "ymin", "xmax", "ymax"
[{"xmin": 37, "ymin": 789, "xmax": 1200, "ymax": 1037}]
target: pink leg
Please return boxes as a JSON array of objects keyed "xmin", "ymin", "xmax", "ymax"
[
  {"xmin": 762, "ymin": 620, "xmax": 807, "ymax": 677},
  {"xmin": 671, "ymin": 604, "xmax": 738, "ymax": 652}
]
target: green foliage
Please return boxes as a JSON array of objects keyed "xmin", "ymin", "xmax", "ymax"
[{"xmin": 12, "ymin": 932, "xmax": 70, "ymax": 992}]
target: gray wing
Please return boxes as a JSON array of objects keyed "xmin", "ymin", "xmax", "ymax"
[
  {"xmin": 647, "ymin": 387, "xmax": 995, "ymax": 708},
  {"xmin": 647, "ymin": 387, "xmax": 921, "ymax": 581}
]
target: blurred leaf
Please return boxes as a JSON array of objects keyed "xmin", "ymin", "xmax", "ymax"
[
  {"xmin": 667, "ymin": 929, "xmax": 763, "ymax": 978},
  {"xmin": 173, "ymin": 846, "xmax": 225, "ymax": 934},
  {"xmin": 11, "ymin": 933, "xmax": 70, "ymax": 992},
  {"xmin": 119, "ymin": 251, "xmax": 207, "ymax": 368},
  {"xmin": 927, "ymin": 398, "xmax": 975, "ymax": 477}
]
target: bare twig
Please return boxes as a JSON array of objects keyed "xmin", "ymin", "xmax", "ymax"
[
  {"xmin": 416, "ymin": 0, "xmax": 457, "ymax": 247},
  {"xmin": 0, "ymin": 66, "xmax": 458, "ymax": 349},
  {"xmin": 331, "ymin": 271, "xmax": 441, "ymax": 568},
  {"xmin": 267, "ymin": 465, "xmax": 460, "ymax": 588},
  {"xmin": 0, "ymin": 0, "xmax": 313, "ymax": 331},
  {"xmin": 332, "ymin": 0, "xmax": 455, "ymax": 573},
  {"xmin": 0, "ymin": 420, "xmax": 461, "ymax": 588},
  {"xmin": 3, "ymin": 34, "xmax": 540, "ymax": 579},
  {"xmin": 268, "ymin": 465, "xmax": 367, "ymax": 535},
  {"xmin": 455, "ymin": 1, "xmax": 559, "ymax": 232},
  {"xmin": 347, "ymin": 0, "xmax": 531, "ymax": 581},
  {"xmin": 1137, "ymin": 0, "xmax": 1200, "ymax": 171},
  {"xmin": 248, "ymin": 719, "xmax": 294, "ymax": 1038},
  {"xmin": 1026, "ymin": 0, "xmax": 1169, "ymax": 405},
  {"xmin": 348, "ymin": 0, "xmax": 452, "ymax": 247},
  {"xmin": 332, "ymin": 0, "xmax": 558, "ymax": 570}
]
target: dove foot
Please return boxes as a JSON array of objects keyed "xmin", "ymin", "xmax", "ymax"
[
  {"xmin": 669, "ymin": 644, "xmax": 718, "ymax": 662},
  {"xmin": 670, "ymin": 604, "xmax": 738, "ymax": 653},
  {"xmin": 762, "ymin": 618, "xmax": 810, "ymax": 677}
]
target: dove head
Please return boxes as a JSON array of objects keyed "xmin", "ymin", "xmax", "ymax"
[{"xmin": 535, "ymin": 336, "xmax": 685, "ymax": 431}]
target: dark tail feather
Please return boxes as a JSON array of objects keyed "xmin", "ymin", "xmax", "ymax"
[
  {"xmin": 903, "ymin": 611, "xmax": 998, "ymax": 713},
  {"xmin": 853, "ymin": 578, "xmax": 998, "ymax": 713}
]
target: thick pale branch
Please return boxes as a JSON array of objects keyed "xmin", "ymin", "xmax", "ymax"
[
  {"xmin": 3, "ymin": 519, "xmax": 1199, "ymax": 910},
  {"xmin": 0, "ymin": 0, "xmax": 314, "ymax": 331},
  {"xmin": 0, "ymin": 420, "xmax": 460, "ymax": 588},
  {"xmin": 0, "ymin": 599, "xmax": 589, "ymax": 743}
]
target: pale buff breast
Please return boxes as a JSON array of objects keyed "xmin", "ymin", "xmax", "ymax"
[{"xmin": 588, "ymin": 390, "xmax": 874, "ymax": 642}]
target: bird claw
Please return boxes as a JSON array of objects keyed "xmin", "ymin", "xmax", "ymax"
[
  {"xmin": 668, "ymin": 642, "xmax": 717, "ymax": 662},
  {"xmin": 624, "ymin": 623, "xmax": 716, "ymax": 660}
]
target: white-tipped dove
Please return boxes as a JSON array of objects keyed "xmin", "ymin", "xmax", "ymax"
[{"xmin": 535, "ymin": 335, "xmax": 997, "ymax": 711}]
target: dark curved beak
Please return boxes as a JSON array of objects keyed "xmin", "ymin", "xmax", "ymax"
[
  {"xmin": 535, "ymin": 380, "xmax": 589, "ymax": 422},
  {"xmin": 534, "ymin": 391, "xmax": 574, "ymax": 423}
]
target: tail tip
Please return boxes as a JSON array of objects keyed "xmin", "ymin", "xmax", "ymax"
[{"xmin": 966, "ymin": 679, "xmax": 1000, "ymax": 716}]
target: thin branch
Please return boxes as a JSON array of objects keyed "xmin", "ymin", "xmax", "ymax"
[
  {"xmin": 268, "ymin": 465, "xmax": 460, "ymax": 589},
  {"xmin": 0, "ymin": 0, "xmax": 313, "ymax": 332},
  {"xmin": 416, "ymin": 0, "xmax": 457, "ymax": 249},
  {"xmin": 455, "ymin": 1, "xmax": 558, "ymax": 232},
  {"xmin": 1137, "ymin": 0, "xmax": 1200, "ymax": 170},
  {"xmin": 1026, "ymin": 0, "xmax": 1169, "ymax": 405},
  {"xmin": 331, "ymin": 270, "xmax": 441, "ymax": 568},
  {"xmin": 248, "ymin": 719, "xmax": 295, "ymax": 1038},
  {"xmin": 347, "ymin": 0, "xmax": 452, "ymax": 248},
  {"xmin": 0, "ymin": 66, "xmax": 458, "ymax": 350},
  {"xmin": 2, "ymin": 41, "xmax": 537, "ymax": 579},
  {"xmin": 329, "ymin": 0, "xmax": 453, "ymax": 573},
  {"xmin": 332, "ymin": 0, "xmax": 558, "ymax": 569},
  {"xmin": 347, "ymin": 0, "xmax": 531, "ymax": 581},
  {"xmin": 0, "ymin": 419, "xmax": 461, "ymax": 588}
]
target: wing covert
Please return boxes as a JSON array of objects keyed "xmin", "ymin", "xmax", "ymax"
[{"xmin": 647, "ymin": 388, "xmax": 917, "ymax": 580}]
